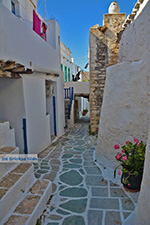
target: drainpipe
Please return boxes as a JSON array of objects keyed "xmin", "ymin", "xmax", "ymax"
[{"xmin": 22, "ymin": 118, "xmax": 28, "ymax": 154}]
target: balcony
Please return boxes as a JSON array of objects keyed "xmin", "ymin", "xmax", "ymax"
[{"xmin": 0, "ymin": 3, "xmax": 60, "ymax": 75}]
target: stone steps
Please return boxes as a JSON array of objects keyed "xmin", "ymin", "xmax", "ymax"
[
  {"xmin": 4, "ymin": 179, "xmax": 52, "ymax": 225},
  {"xmin": 0, "ymin": 146, "xmax": 20, "ymax": 180},
  {"xmin": 0, "ymin": 121, "xmax": 52, "ymax": 224},
  {"xmin": 0, "ymin": 162, "xmax": 52, "ymax": 225},
  {"xmin": 0, "ymin": 163, "xmax": 35, "ymax": 224}
]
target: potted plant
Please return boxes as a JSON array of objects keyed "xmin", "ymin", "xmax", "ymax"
[
  {"xmin": 82, "ymin": 109, "xmax": 88, "ymax": 116},
  {"xmin": 114, "ymin": 138, "xmax": 146, "ymax": 192}
]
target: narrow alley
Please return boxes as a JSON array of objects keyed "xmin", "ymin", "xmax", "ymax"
[{"xmin": 34, "ymin": 121, "xmax": 137, "ymax": 225}]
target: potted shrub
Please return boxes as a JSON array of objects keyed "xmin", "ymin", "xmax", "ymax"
[
  {"xmin": 82, "ymin": 109, "xmax": 88, "ymax": 116},
  {"xmin": 114, "ymin": 138, "xmax": 146, "ymax": 192}
]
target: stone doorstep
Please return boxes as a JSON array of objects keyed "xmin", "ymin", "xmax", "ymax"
[{"xmin": 4, "ymin": 179, "xmax": 52, "ymax": 225}]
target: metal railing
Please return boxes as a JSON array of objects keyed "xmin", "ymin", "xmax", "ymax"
[
  {"xmin": 68, "ymin": 87, "xmax": 74, "ymax": 119},
  {"xmin": 64, "ymin": 87, "xmax": 71, "ymax": 99}
]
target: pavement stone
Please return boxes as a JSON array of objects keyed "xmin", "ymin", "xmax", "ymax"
[
  {"xmin": 59, "ymin": 170, "xmax": 83, "ymax": 186},
  {"xmin": 62, "ymin": 215, "xmax": 85, "ymax": 225},
  {"xmin": 90, "ymin": 198, "xmax": 119, "ymax": 210},
  {"xmin": 92, "ymin": 187, "xmax": 108, "ymax": 197},
  {"xmin": 110, "ymin": 188, "xmax": 128, "ymax": 198},
  {"xmin": 60, "ymin": 187, "xmax": 87, "ymax": 197},
  {"xmin": 85, "ymin": 175, "xmax": 103, "ymax": 186},
  {"xmin": 123, "ymin": 212, "xmax": 132, "ymax": 220},
  {"xmin": 121, "ymin": 198, "xmax": 135, "ymax": 211},
  {"xmin": 35, "ymin": 123, "xmax": 138, "ymax": 225},
  {"xmin": 60, "ymin": 199, "xmax": 87, "ymax": 213},
  {"xmin": 105, "ymin": 211, "xmax": 121, "ymax": 225},
  {"xmin": 88, "ymin": 210, "xmax": 103, "ymax": 225}
]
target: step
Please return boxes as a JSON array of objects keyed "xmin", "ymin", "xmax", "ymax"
[
  {"xmin": 0, "ymin": 163, "xmax": 35, "ymax": 224},
  {"xmin": 4, "ymin": 179, "xmax": 52, "ymax": 225},
  {"xmin": 0, "ymin": 146, "xmax": 19, "ymax": 180},
  {"xmin": 0, "ymin": 122, "xmax": 16, "ymax": 147}
]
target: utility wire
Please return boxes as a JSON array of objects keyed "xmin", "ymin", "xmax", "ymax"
[
  {"xmin": 38, "ymin": 0, "xmax": 45, "ymax": 11},
  {"xmin": 74, "ymin": 55, "xmax": 88, "ymax": 59}
]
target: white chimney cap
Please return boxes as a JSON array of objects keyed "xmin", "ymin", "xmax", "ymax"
[{"xmin": 109, "ymin": 1, "xmax": 120, "ymax": 14}]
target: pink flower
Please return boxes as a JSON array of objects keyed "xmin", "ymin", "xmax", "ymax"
[
  {"xmin": 114, "ymin": 144, "xmax": 120, "ymax": 149},
  {"xmin": 126, "ymin": 141, "xmax": 130, "ymax": 145},
  {"xmin": 116, "ymin": 153, "xmax": 122, "ymax": 160},
  {"xmin": 128, "ymin": 183, "xmax": 130, "ymax": 186},
  {"xmin": 122, "ymin": 156, "xmax": 127, "ymax": 161},
  {"xmin": 121, "ymin": 149, "xmax": 125, "ymax": 153},
  {"xmin": 137, "ymin": 142, "xmax": 141, "ymax": 146},
  {"xmin": 134, "ymin": 138, "xmax": 139, "ymax": 143},
  {"xmin": 118, "ymin": 171, "xmax": 121, "ymax": 175}
]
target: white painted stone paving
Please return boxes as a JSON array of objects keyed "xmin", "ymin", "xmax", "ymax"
[{"xmin": 35, "ymin": 124, "xmax": 138, "ymax": 225}]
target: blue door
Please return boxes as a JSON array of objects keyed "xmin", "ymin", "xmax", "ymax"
[{"xmin": 53, "ymin": 96, "xmax": 57, "ymax": 136}]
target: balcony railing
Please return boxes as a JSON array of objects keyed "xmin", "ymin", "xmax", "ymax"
[{"xmin": 64, "ymin": 87, "xmax": 71, "ymax": 99}]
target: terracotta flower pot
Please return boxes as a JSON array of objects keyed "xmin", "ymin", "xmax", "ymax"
[{"xmin": 123, "ymin": 172, "xmax": 143, "ymax": 192}]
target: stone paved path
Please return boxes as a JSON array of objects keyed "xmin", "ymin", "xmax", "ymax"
[{"xmin": 34, "ymin": 124, "xmax": 138, "ymax": 225}]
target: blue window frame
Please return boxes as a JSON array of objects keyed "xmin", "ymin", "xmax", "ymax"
[{"xmin": 11, "ymin": 1, "xmax": 15, "ymax": 15}]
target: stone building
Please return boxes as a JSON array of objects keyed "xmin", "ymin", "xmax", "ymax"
[
  {"xmin": 89, "ymin": 1, "xmax": 126, "ymax": 132},
  {"xmin": 82, "ymin": 71, "xmax": 89, "ymax": 82}
]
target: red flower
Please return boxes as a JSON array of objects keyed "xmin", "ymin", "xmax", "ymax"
[
  {"xmin": 134, "ymin": 138, "xmax": 139, "ymax": 143},
  {"xmin": 116, "ymin": 153, "xmax": 122, "ymax": 160},
  {"xmin": 122, "ymin": 156, "xmax": 127, "ymax": 161},
  {"xmin": 114, "ymin": 144, "xmax": 120, "ymax": 149}
]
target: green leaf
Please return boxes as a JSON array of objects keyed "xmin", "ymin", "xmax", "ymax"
[{"xmin": 134, "ymin": 171, "xmax": 139, "ymax": 176}]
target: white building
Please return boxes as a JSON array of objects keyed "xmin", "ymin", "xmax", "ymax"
[
  {"xmin": 0, "ymin": 0, "xmax": 65, "ymax": 154},
  {"xmin": 61, "ymin": 41, "xmax": 90, "ymax": 125},
  {"xmin": 60, "ymin": 41, "xmax": 82, "ymax": 82}
]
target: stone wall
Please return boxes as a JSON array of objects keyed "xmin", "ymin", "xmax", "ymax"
[
  {"xmin": 82, "ymin": 71, "xmax": 89, "ymax": 82},
  {"xmin": 89, "ymin": 25, "xmax": 107, "ymax": 132},
  {"xmin": 89, "ymin": 4, "xmax": 126, "ymax": 133}
]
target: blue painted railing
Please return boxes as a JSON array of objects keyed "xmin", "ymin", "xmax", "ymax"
[
  {"xmin": 68, "ymin": 87, "xmax": 74, "ymax": 119},
  {"xmin": 64, "ymin": 87, "xmax": 71, "ymax": 99}
]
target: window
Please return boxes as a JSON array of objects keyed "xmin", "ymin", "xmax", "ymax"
[
  {"xmin": 11, "ymin": 1, "xmax": 15, "ymax": 15},
  {"xmin": 61, "ymin": 64, "xmax": 63, "ymax": 71},
  {"xmin": 68, "ymin": 68, "xmax": 70, "ymax": 82},
  {"xmin": 65, "ymin": 66, "xmax": 67, "ymax": 82}
]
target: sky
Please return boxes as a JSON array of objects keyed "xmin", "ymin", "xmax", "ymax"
[{"xmin": 37, "ymin": 0, "xmax": 135, "ymax": 71}]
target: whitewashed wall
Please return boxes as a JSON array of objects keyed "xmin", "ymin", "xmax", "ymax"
[
  {"xmin": 96, "ymin": 1, "xmax": 150, "ymax": 224},
  {"xmin": 64, "ymin": 82, "xmax": 89, "ymax": 96},
  {"xmin": 0, "ymin": 3, "xmax": 60, "ymax": 74},
  {"xmin": 96, "ymin": 60, "xmax": 149, "ymax": 182},
  {"xmin": 61, "ymin": 42, "xmax": 79, "ymax": 82},
  {"xmin": 1, "ymin": 0, "xmax": 36, "ymax": 22},
  {"xmin": 22, "ymin": 74, "xmax": 51, "ymax": 154},
  {"xmin": 46, "ymin": 88, "xmax": 55, "ymax": 136},
  {"xmin": 0, "ymin": 1, "xmax": 64, "ymax": 153},
  {"xmin": 0, "ymin": 78, "xmax": 25, "ymax": 153},
  {"xmin": 55, "ymin": 75, "xmax": 65, "ymax": 137}
]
